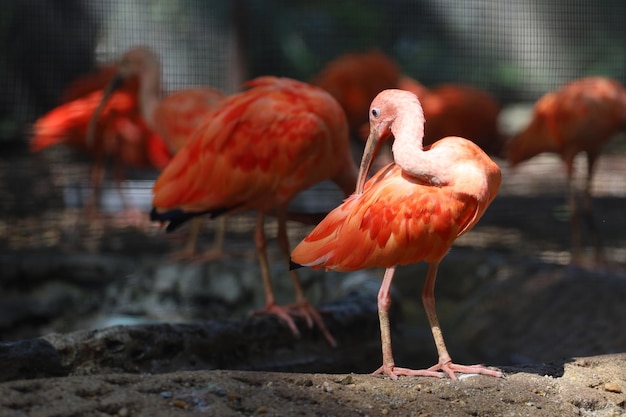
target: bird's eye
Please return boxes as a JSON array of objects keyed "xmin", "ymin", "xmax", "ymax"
[{"xmin": 371, "ymin": 108, "xmax": 380, "ymax": 118}]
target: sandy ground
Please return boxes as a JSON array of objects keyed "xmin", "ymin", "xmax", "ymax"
[{"xmin": 0, "ymin": 354, "xmax": 624, "ymax": 417}]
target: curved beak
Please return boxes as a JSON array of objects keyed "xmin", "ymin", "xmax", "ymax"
[
  {"xmin": 355, "ymin": 124, "xmax": 382, "ymax": 195},
  {"xmin": 86, "ymin": 73, "xmax": 125, "ymax": 148}
]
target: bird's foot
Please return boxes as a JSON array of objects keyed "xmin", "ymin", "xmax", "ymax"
[
  {"xmin": 252, "ymin": 302, "xmax": 302, "ymax": 339},
  {"xmin": 372, "ymin": 364, "xmax": 444, "ymax": 380},
  {"xmin": 252, "ymin": 301, "xmax": 337, "ymax": 347},
  {"xmin": 284, "ymin": 300, "xmax": 337, "ymax": 347},
  {"xmin": 426, "ymin": 360, "xmax": 504, "ymax": 380}
]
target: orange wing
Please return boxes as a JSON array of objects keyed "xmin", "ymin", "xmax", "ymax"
[
  {"xmin": 152, "ymin": 77, "xmax": 350, "ymax": 214},
  {"xmin": 292, "ymin": 135, "xmax": 501, "ymax": 271},
  {"xmin": 291, "ymin": 162, "xmax": 483, "ymax": 271},
  {"xmin": 31, "ymin": 86, "xmax": 171, "ymax": 170},
  {"xmin": 153, "ymin": 88, "xmax": 226, "ymax": 153}
]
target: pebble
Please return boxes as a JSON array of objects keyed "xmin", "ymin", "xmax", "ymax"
[
  {"xmin": 603, "ymin": 382, "xmax": 622, "ymax": 393},
  {"xmin": 172, "ymin": 399, "xmax": 189, "ymax": 409},
  {"xmin": 338, "ymin": 375, "xmax": 354, "ymax": 385}
]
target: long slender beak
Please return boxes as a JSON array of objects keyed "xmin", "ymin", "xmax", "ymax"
[
  {"xmin": 355, "ymin": 126, "xmax": 380, "ymax": 195},
  {"xmin": 86, "ymin": 74, "xmax": 125, "ymax": 148}
]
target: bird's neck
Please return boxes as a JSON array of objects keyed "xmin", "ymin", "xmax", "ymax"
[
  {"xmin": 391, "ymin": 112, "xmax": 447, "ymax": 186},
  {"xmin": 138, "ymin": 69, "xmax": 162, "ymax": 128}
]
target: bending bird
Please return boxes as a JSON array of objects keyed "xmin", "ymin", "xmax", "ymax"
[{"xmin": 291, "ymin": 89, "xmax": 502, "ymax": 379}]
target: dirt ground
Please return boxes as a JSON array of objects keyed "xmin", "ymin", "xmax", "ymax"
[
  {"xmin": 1, "ymin": 144, "xmax": 626, "ymax": 416},
  {"xmin": 0, "ymin": 354, "xmax": 624, "ymax": 417}
]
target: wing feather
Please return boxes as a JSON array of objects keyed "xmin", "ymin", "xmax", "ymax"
[
  {"xmin": 291, "ymin": 164, "xmax": 482, "ymax": 271},
  {"xmin": 152, "ymin": 77, "xmax": 346, "ymax": 214}
]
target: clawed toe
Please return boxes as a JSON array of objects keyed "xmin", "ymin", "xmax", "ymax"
[
  {"xmin": 372, "ymin": 365, "xmax": 444, "ymax": 380},
  {"xmin": 372, "ymin": 362, "xmax": 502, "ymax": 381},
  {"xmin": 428, "ymin": 361, "xmax": 504, "ymax": 380},
  {"xmin": 285, "ymin": 301, "xmax": 337, "ymax": 347},
  {"xmin": 252, "ymin": 301, "xmax": 336, "ymax": 347}
]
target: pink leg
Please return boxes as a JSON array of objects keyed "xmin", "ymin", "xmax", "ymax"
[
  {"xmin": 372, "ymin": 266, "xmax": 444, "ymax": 380},
  {"xmin": 373, "ymin": 263, "xmax": 503, "ymax": 380},
  {"xmin": 250, "ymin": 212, "xmax": 302, "ymax": 338},
  {"xmin": 274, "ymin": 208, "xmax": 336, "ymax": 347},
  {"xmin": 169, "ymin": 217, "xmax": 226, "ymax": 263},
  {"xmin": 86, "ymin": 158, "xmax": 105, "ymax": 219},
  {"xmin": 421, "ymin": 262, "xmax": 503, "ymax": 380}
]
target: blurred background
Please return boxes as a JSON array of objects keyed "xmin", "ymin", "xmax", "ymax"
[{"xmin": 0, "ymin": 0, "xmax": 625, "ymax": 372}]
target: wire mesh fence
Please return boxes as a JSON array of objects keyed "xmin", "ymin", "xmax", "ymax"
[{"xmin": 1, "ymin": 0, "xmax": 625, "ymax": 259}]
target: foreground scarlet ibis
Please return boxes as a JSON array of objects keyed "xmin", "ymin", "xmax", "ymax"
[
  {"xmin": 311, "ymin": 50, "xmax": 400, "ymax": 136},
  {"xmin": 399, "ymin": 76, "xmax": 503, "ymax": 154},
  {"xmin": 291, "ymin": 89, "xmax": 502, "ymax": 379},
  {"xmin": 506, "ymin": 76, "xmax": 626, "ymax": 264},
  {"xmin": 30, "ymin": 62, "xmax": 172, "ymax": 215},
  {"xmin": 150, "ymin": 76, "xmax": 359, "ymax": 346},
  {"xmin": 93, "ymin": 46, "xmax": 226, "ymax": 258}
]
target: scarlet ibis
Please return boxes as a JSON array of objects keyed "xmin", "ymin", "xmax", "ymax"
[
  {"xmin": 150, "ymin": 76, "xmax": 359, "ymax": 346},
  {"xmin": 91, "ymin": 46, "xmax": 227, "ymax": 258},
  {"xmin": 506, "ymin": 76, "xmax": 626, "ymax": 264},
  {"xmin": 291, "ymin": 89, "xmax": 502, "ymax": 379},
  {"xmin": 30, "ymin": 60, "xmax": 172, "ymax": 216}
]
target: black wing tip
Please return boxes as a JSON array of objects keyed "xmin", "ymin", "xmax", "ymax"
[
  {"xmin": 150, "ymin": 207, "xmax": 198, "ymax": 232},
  {"xmin": 150, "ymin": 205, "xmax": 239, "ymax": 232},
  {"xmin": 289, "ymin": 260, "xmax": 304, "ymax": 271}
]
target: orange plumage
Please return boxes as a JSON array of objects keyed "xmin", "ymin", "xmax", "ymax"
[
  {"xmin": 506, "ymin": 76, "xmax": 626, "ymax": 264},
  {"xmin": 151, "ymin": 76, "xmax": 358, "ymax": 345},
  {"xmin": 83, "ymin": 46, "xmax": 227, "ymax": 252},
  {"xmin": 507, "ymin": 76, "xmax": 626, "ymax": 167},
  {"xmin": 293, "ymin": 153, "xmax": 491, "ymax": 272},
  {"xmin": 152, "ymin": 76, "xmax": 356, "ymax": 216},
  {"xmin": 31, "ymin": 85, "xmax": 171, "ymax": 171},
  {"xmin": 153, "ymin": 88, "xmax": 225, "ymax": 153},
  {"xmin": 292, "ymin": 89, "xmax": 502, "ymax": 379}
]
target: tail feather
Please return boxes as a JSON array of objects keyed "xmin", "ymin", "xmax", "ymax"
[
  {"xmin": 30, "ymin": 95, "xmax": 99, "ymax": 152},
  {"xmin": 289, "ymin": 260, "xmax": 304, "ymax": 271},
  {"xmin": 30, "ymin": 109, "xmax": 76, "ymax": 152},
  {"xmin": 150, "ymin": 204, "xmax": 241, "ymax": 232}
]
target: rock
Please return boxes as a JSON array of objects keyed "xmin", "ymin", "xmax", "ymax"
[{"xmin": 0, "ymin": 292, "xmax": 383, "ymax": 382}]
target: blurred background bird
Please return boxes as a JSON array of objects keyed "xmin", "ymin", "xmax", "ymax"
[
  {"xmin": 291, "ymin": 89, "xmax": 502, "ymax": 379},
  {"xmin": 506, "ymin": 76, "xmax": 626, "ymax": 265},
  {"xmin": 150, "ymin": 76, "xmax": 359, "ymax": 346},
  {"xmin": 90, "ymin": 46, "xmax": 227, "ymax": 258},
  {"xmin": 399, "ymin": 77, "xmax": 504, "ymax": 155},
  {"xmin": 29, "ymin": 54, "xmax": 172, "ymax": 220},
  {"xmin": 311, "ymin": 49, "xmax": 400, "ymax": 138}
]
